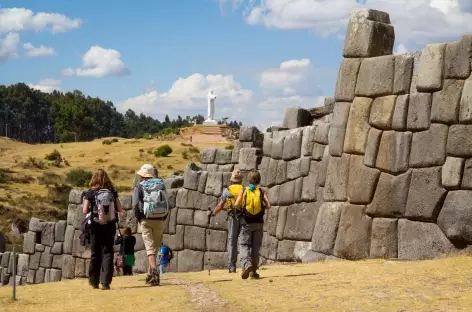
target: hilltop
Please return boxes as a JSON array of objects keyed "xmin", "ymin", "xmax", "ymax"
[{"xmin": 0, "ymin": 136, "xmax": 230, "ymax": 246}]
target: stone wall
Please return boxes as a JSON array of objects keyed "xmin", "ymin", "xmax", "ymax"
[{"xmin": 3, "ymin": 7, "xmax": 472, "ymax": 286}]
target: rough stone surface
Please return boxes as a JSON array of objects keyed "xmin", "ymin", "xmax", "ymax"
[
  {"xmin": 334, "ymin": 205, "xmax": 372, "ymax": 260},
  {"xmin": 394, "ymin": 54, "xmax": 414, "ymax": 94},
  {"xmin": 23, "ymin": 231, "xmax": 36, "ymax": 255},
  {"xmin": 461, "ymin": 158, "xmax": 472, "ymax": 189},
  {"xmin": 271, "ymin": 136, "xmax": 285, "ymax": 160},
  {"xmin": 328, "ymin": 102, "xmax": 350, "ymax": 156},
  {"xmin": 367, "ymin": 171, "xmax": 411, "ymax": 217},
  {"xmin": 283, "ymin": 203, "xmax": 320, "ymax": 241},
  {"xmin": 407, "ymin": 93, "xmax": 432, "ymax": 131},
  {"xmin": 200, "ymin": 148, "xmax": 216, "ymax": 164},
  {"xmin": 184, "ymin": 226, "xmax": 206, "ymax": 251},
  {"xmin": 314, "ymin": 123, "xmax": 330, "ymax": 145},
  {"xmin": 67, "ymin": 203, "xmax": 82, "ymax": 230},
  {"xmin": 334, "ymin": 58, "xmax": 362, "ymax": 101},
  {"xmin": 68, "ymin": 189, "xmax": 84, "ymax": 204},
  {"xmin": 283, "ymin": 130, "xmax": 302, "ymax": 160},
  {"xmin": 459, "ymin": 78, "xmax": 472, "ymax": 123},
  {"xmin": 344, "ymin": 97, "xmax": 372, "ymax": 154},
  {"xmin": 317, "ymin": 148, "xmax": 330, "ymax": 187},
  {"xmin": 375, "ymin": 131, "xmax": 411, "ymax": 173},
  {"xmin": 398, "ymin": 219, "xmax": 454, "ymax": 260},
  {"xmin": 29, "ymin": 252, "xmax": 41, "ymax": 270},
  {"xmin": 369, "ymin": 95, "xmax": 397, "ymax": 129},
  {"xmin": 63, "ymin": 225, "xmax": 74, "ymax": 254},
  {"xmin": 204, "ymin": 252, "xmax": 228, "ymax": 270},
  {"xmin": 279, "ymin": 180, "xmax": 295, "ymax": 206},
  {"xmin": 283, "ymin": 107, "xmax": 312, "ymax": 129},
  {"xmin": 324, "ymin": 154, "xmax": 350, "ymax": 201},
  {"xmin": 409, "ymin": 53, "xmax": 422, "ymax": 95},
  {"xmin": 51, "ymin": 242, "xmax": 63, "ymax": 255},
  {"xmin": 311, "ymin": 202, "xmax": 345, "ymax": 254},
  {"xmin": 35, "ymin": 268, "xmax": 45, "ymax": 284},
  {"xmin": 61, "ymin": 255, "xmax": 76, "ymax": 279},
  {"xmin": 177, "ymin": 209, "xmax": 194, "ymax": 226},
  {"xmin": 277, "ymin": 240, "xmax": 297, "ymax": 262},
  {"xmin": 364, "ymin": 127, "xmax": 382, "ymax": 167},
  {"xmin": 312, "ymin": 143, "xmax": 326, "ymax": 161},
  {"xmin": 75, "ymin": 258, "xmax": 86, "ymax": 278},
  {"xmin": 392, "ymin": 95, "xmax": 409, "ymax": 131},
  {"xmin": 183, "ymin": 164, "xmax": 201, "ymax": 191},
  {"xmin": 205, "ymin": 172, "xmax": 223, "ymax": 197},
  {"xmin": 445, "ymin": 35, "xmax": 472, "ymax": 78},
  {"xmin": 54, "ymin": 221, "xmax": 66, "ymax": 242},
  {"xmin": 17, "ymin": 254, "xmax": 29, "ymax": 277},
  {"xmin": 301, "ymin": 126, "xmax": 316, "ymax": 157},
  {"xmin": 442, "ymin": 157, "xmax": 464, "ymax": 188},
  {"xmin": 348, "ymin": 155, "xmax": 380, "ymax": 204},
  {"xmin": 431, "ymin": 79, "xmax": 464, "ymax": 123},
  {"xmin": 52, "ymin": 255, "xmax": 62, "ymax": 269},
  {"xmin": 370, "ymin": 218, "xmax": 398, "ymax": 259},
  {"xmin": 409, "ymin": 124, "xmax": 448, "ymax": 168},
  {"xmin": 178, "ymin": 249, "xmax": 204, "ymax": 272},
  {"xmin": 417, "ymin": 43, "xmax": 446, "ymax": 92},
  {"xmin": 40, "ymin": 247, "xmax": 53, "ymax": 268},
  {"xmin": 206, "ymin": 229, "xmax": 227, "ymax": 252},
  {"xmin": 215, "ymin": 149, "xmax": 233, "ymax": 165},
  {"xmin": 356, "ymin": 55, "xmax": 395, "ymax": 97},
  {"xmin": 405, "ymin": 167, "xmax": 447, "ymax": 221},
  {"xmin": 238, "ymin": 148, "xmax": 261, "ymax": 170},
  {"xmin": 438, "ymin": 191, "xmax": 472, "ymax": 243},
  {"xmin": 447, "ymin": 125, "xmax": 472, "ymax": 157},
  {"xmin": 260, "ymin": 234, "xmax": 278, "ymax": 260}
]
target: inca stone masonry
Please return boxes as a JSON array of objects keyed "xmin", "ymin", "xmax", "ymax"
[{"xmin": 3, "ymin": 8, "xmax": 472, "ymax": 285}]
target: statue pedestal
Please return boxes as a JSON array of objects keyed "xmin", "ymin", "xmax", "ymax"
[{"xmin": 203, "ymin": 119, "xmax": 218, "ymax": 126}]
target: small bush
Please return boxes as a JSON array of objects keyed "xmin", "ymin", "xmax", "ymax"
[
  {"xmin": 0, "ymin": 169, "xmax": 34, "ymax": 184},
  {"xmin": 155, "ymin": 162, "xmax": 162, "ymax": 169},
  {"xmin": 95, "ymin": 158, "xmax": 107, "ymax": 164},
  {"xmin": 167, "ymin": 164, "xmax": 174, "ymax": 170},
  {"xmin": 142, "ymin": 133, "xmax": 152, "ymax": 140},
  {"xmin": 78, "ymin": 152, "xmax": 85, "ymax": 158},
  {"xmin": 102, "ymin": 139, "xmax": 112, "ymax": 145},
  {"xmin": 23, "ymin": 157, "xmax": 46, "ymax": 169},
  {"xmin": 180, "ymin": 143, "xmax": 193, "ymax": 147},
  {"xmin": 147, "ymin": 148, "xmax": 153, "ymax": 154},
  {"xmin": 225, "ymin": 144, "xmax": 234, "ymax": 150},
  {"xmin": 139, "ymin": 149, "xmax": 145, "ymax": 153},
  {"xmin": 182, "ymin": 151, "xmax": 189, "ymax": 159},
  {"xmin": 188, "ymin": 146, "xmax": 200, "ymax": 154},
  {"xmin": 111, "ymin": 138, "xmax": 119, "ymax": 143},
  {"xmin": 38, "ymin": 172, "xmax": 63, "ymax": 186},
  {"xmin": 47, "ymin": 184, "xmax": 72, "ymax": 205},
  {"xmin": 154, "ymin": 145, "xmax": 173, "ymax": 157},
  {"xmin": 124, "ymin": 139, "xmax": 140, "ymax": 144},
  {"xmin": 51, "ymin": 158, "xmax": 62, "ymax": 168},
  {"xmin": 66, "ymin": 169, "xmax": 92, "ymax": 187}
]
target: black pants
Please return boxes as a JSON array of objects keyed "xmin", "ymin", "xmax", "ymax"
[
  {"xmin": 123, "ymin": 266, "xmax": 133, "ymax": 275},
  {"xmin": 89, "ymin": 222, "xmax": 116, "ymax": 286}
]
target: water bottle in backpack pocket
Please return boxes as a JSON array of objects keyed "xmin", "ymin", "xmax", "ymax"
[
  {"xmin": 140, "ymin": 178, "xmax": 169, "ymax": 219},
  {"xmin": 94, "ymin": 189, "xmax": 117, "ymax": 224}
]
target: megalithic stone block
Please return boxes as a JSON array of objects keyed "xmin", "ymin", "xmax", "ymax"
[
  {"xmin": 444, "ymin": 35, "xmax": 472, "ymax": 79},
  {"xmin": 417, "ymin": 43, "xmax": 446, "ymax": 92},
  {"xmin": 283, "ymin": 107, "xmax": 312, "ymax": 129}
]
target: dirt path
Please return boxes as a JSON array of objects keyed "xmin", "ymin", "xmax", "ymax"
[{"xmin": 166, "ymin": 278, "xmax": 239, "ymax": 312}]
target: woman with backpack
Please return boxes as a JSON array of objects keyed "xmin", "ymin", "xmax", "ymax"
[
  {"xmin": 82, "ymin": 169, "xmax": 125, "ymax": 290},
  {"xmin": 132, "ymin": 164, "xmax": 169, "ymax": 286}
]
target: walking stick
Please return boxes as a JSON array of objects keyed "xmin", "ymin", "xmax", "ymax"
[{"xmin": 207, "ymin": 207, "xmax": 212, "ymax": 276}]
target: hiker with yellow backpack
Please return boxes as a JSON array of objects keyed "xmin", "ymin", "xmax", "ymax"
[
  {"xmin": 234, "ymin": 170, "xmax": 271, "ymax": 280},
  {"xmin": 208, "ymin": 169, "xmax": 244, "ymax": 273}
]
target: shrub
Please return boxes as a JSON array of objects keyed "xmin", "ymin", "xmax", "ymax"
[
  {"xmin": 180, "ymin": 143, "xmax": 193, "ymax": 147},
  {"xmin": 188, "ymin": 146, "xmax": 200, "ymax": 154},
  {"xmin": 111, "ymin": 138, "xmax": 119, "ymax": 143},
  {"xmin": 38, "ymin": 172, "xmax": 63, "ymax": 186},
  {"xmin": 51, "ymin": 159, "xmax": 62, "ymax": 167},
  {"xmin": 95, "ymin": 158, "xmax": 107, "ymax": 164},
  {"xmin": 154, "ymin": 145, "xmax": 173, "ymax": 157},
  {"xmin": 78, "ymin": 152, "xmax": 85, "ymax": 158},
  {"xmin": 225, "ymin": 144, "xmax": 234, "ymax": 150},
  {"xmin": 23, "ymin": 157, "xmax": 46, "ymax": 169},
  {"xmin": 158, "ymin": 127, "xmax": 180, "ymax": 135},
  {"xmin": 182, "ymin": 151, "xmax": 189, "ymax": 159},
  {"xmin": 102, "ymin": 139, "xmax": 112, "ymax": 145},
  {"xmin": 142, "ymin": 133, "xmax": 152, "ymax": 140},
  {"xmin": 147, "ymin": 148, "xmax": 153, "ymax": 154},
  {"xmin": 139, "ymin": 149, "xmax": 145, "ymax": 153},
  {"xmin": 66, "ymin": 169, "xmax": 92, "ymax": 187},
  {"xmin": 167, "ymin": 164, "xmax": 174, "ymax": 170},
  {"xmin": 47, "ymin": 184, "xmax": 72, "ymax": 205}
]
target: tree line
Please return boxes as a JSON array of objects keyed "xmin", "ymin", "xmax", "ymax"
[{"xmin": 0, "ymin": 83, "xmax": 242, "ymax": 144}]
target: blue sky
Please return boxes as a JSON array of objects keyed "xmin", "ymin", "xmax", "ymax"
[{"xmin": 1, "ymin": 0, "xmax": 471, "ymax": 128}]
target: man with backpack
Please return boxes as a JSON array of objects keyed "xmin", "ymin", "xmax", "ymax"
[
  {"xmin": 208, "ymin": 169, "xmax": 244, "ymax": 273},
  {"xmin": 132, "ymin": 164, "xmax": 169, "ymax": 286},
  {"xmin": 234, "ymin": 170, "xmax": 270, "ymax": 280}
]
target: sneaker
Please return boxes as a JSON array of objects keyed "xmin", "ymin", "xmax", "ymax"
[
  {"xmin": 250, "ymin": 271, "xmax": 260, "ymax": 279},
  {"xmin": 150, "ymin": 270, "xmax": 160, "ymax": 286},
  {"xmin": 241, "ymin": 265, "xmax": 253, "ymax": 280},
  {"xmin": 145, "ymin": 274, "xmax": 153, "ymax": 284}
]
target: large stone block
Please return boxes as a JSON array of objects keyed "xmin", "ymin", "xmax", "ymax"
[
  {"xmin": 163, "ymin": 225, "xmax": 185, "ymax": 251},
  {"xmin": 23, "ymin": 231, "xmax": 36, "ymax": 255},
  {"xmin": 61, "ymin": 255, "xmax": 75, "ymax": 279},
  {"xmin": 206, "ymin": 229, "xmax": 227, "ymax": 252},
  {"xmin": 167, "ymin": 189, "xmax": 178, "ymax": 209},
  {"xmin": 317, "ymin": 148, "xmax": 330, "ymax": 187},
  {"xmin": 356, "ymin": 55, "xmax": 395, "ymax": 97},
  {"xmin": 311, "ymin": 202, "xmax": 345, "ymax": 254},
  {"xmin": 200, "ymin": 148, "xmax": 216, "ymax": 164},
  {"xmin": 209, "ymin": 210, "xmax": 227, "ymax": 231},
  {"xmin": 75, "ymin": 258, "xmax": 86, "ymax": 278},
  {"xmin": 239, "ymin": 126, "xmax": 261, "ymax": 143},
  {"xmin": 277, "ymin": 240, "xmax": 297, "ymax": 262},
  {"xmin": 278, "ymin": 180, "xmax": 295, "ymax": 206},
  {"xmin": 328, "ymin": 102, "xmax": 350, "ymax": 156},
  {"xmin": 63, "ymin": 225, "xmax": 74, "ymax": 254},
  {"xmin": 459, "ymin": 78, "xmax": 472, "ymax": 123},
  {"xmin": 375, "ymin": 131, "xmax": 411, "ymax": 174},
  {"xmin": 35, "ymin": 244, "xmax": 45, "ymax": 252},
  {"xmin": 40, "ymin": 223, "xmax": 55, "ymax": 247},
  {"xmin": 68, "ymin": 189, "xmax": 84, "ymax": 204},
  {"xmin": 398, "ymin": 219, "xmax": 454, "ymax": 260},
  {"xmin": 48, "ymin": 269, "xmax": 61, "ymax": 282},
  {"xmin": 276, "ymin": 206, "xmax": 287, "ymax": 240},
  {"xmin": 283, "ymin": 107, "xmax": 312, "ymax": 129},
  {"xmin": 302, "ymin": 173, "xmax": 318, "ymax": 202},
  {"xmin": 324, "ymin": 154, "xmax": 350, "ymax": 202},
  {"xmin": 194, "ymin": 210, "xmax": 209, "ymax": 228},
  {"xmin": 276, "ymin": 160, "xmax": 287, "ymax": 185},
  {"xmin": 342, "ymin": 9, "xmax": 394, "ymax": 58},
  {"xmin": 392, "ymin": 95, "xmax": 409, "ymax": 131},
  {"xmin": 184, "ymin": 226, "xmax": 206, "ymax": 251},
  {"xmin": 40, "ymin": 246, "xmax": 53, "ymax": 268},
  {"xmin": 344, "ymin": 97, "xmax": 372, "ymax": 154},
  {"xmin": 52, "ymin": 255, "xmax": 62, "ymax": 269},
  {"xmin": 176, "ymin": 209, "xmax": 194, "ymax": 226},
  {"xmin": 364, "ymin": 127, "xmax": 382, "ymax": 168},
  {"xmin": 405, "ymin": 167, "xmax": 447, "ymax": 221},
  {"xmin": 447, "ymin": 125, "xmax": 472, "ymax": 157},
  {"xmin": 260, "ymin": 234, "xmax": 278, "ymax": 260},
  {"xmin": 26, "ymin": 269, "xmax": 35, "ymax": 284},
  {"xmin": 263, "ymin": 134, "xmax": 272, "ymax": 157},
  {"xmin": 264, "ymin": 206, "xmax": 279, "ymax": 237},
  {"xmin": 366, "ymin": 171, "xmax": 411, "ymax": 217},
  {"xmin": 301, "ymin": 126, "xmax": 316, "ymax": 157},
  {"xmin": 438, "ymin": 191, "xmax": 472, "ymax": 243},
  {"xmin": 287, "ymin": 158, "xmax": 301, "ymax": 181},
  {"xmin": 333, "ymin": 205, "xmax": 372, "ymax": 260},
  {"xmin": 17, "ymin": 254, "xmax": 29, "ymax": 277},
  {"xmin": 271, "ymin": 136, "xmax": 285, "ymax": 160},
  {"xmin": 133, "ymin": 250, "xmax": 148, "ymax": 273},
  {"xmin": 238, "ymin": 148, "xmax": 261, "ymax": 170},
  {"xmin": 215, "ymin": 149, "xmax": 233, "ymax": 165},
  {"xmin": 348, "ymin": 155, "xmax": 380, "ymax": 204},
  {"xmin": 369, "ymin": 95, "xmax": 396, "ymax": 130},
  {"xmin": 370, "ymin": 218, "xmax": 398, "ymax": 259},
  {"xmin": 51, "ymin": 242, "xmax": 62, "ymax": 255},
  {"xmin": 431, "ymin": 79, "xmax": 464, "ymax": 123},
  {"xmin": 54, "ymin": 221, "xmax": 66, "ymax": 242},
  {"xmin": 35, "ymin": 268, "xmax": 45, "ymax": 284},
  {"xmin": 282, "ymin": 130, "xmax": 302, "ymax": 160},
  {"xmin": 409, "ymin": 52, "xmax": 422, "ymax": 94},
  {"xmin": 205, "ymin": 172, "xmax": 223, "ymax": 197},
  {"xmin": 67, "ymin": 204, "xmax": 82, "ymax": 230},
  {"xmin": 442, "ymin": 157, "xmax": 464, "ymax": 188},
  {"xmin": 314, "ymin": 123, "xmax": 330, "ymax": 145},
  {"xmin": 178, "ymin": 249, "xmax": 204, "ymax": 272},
  {"xmin": 183, "ymin": 164, "xmax": 201, "ymax": 191},
  {"xmin": 164, "ymin": 176, "xmax": 184, "ymax": 190},
  {"xmin": 416, "ymin": 43, "xmax": 446, "ymax": 92},
  {"xmin": 29, "ymin": 217, "xmax": 44, "ymax": 232},
  {"xmin": 409, "ymin": 124, "xmax": 448, "ymax": 168},
  {"xmin": 334, "ymin": 58, "xmax": 362, "ymax": 101},
  {"xmin": 29, "ymin": 252, "xmax": 41, "ymax": 270},
  {"xmin": 283, "ymin": 202, "xmax": 320, "ymax": 241},
  {"xmin": 407, "ymin": 93, "xmax": 432, "ymax": 131},
  {"xmin": 269, "ymin": 185, "xmax": 279, "ymax": 207},
  {"xmin": 394, "ymin": 54, "xmax": 414, "ymax": 95},
  {"xmin": 120, "ymin": 194, "xmax": 133, "ymax": 210},
  {"xmin": 445, "ymin": 35, "xmax": 472, "ymax": 78},
  {"xmin": 312, "ymin": 143, "xmax": 326, "ymax": 161},
  {"xmin": 1, "ymin": 252, "xmax": 10, "ymax": 268},
  {"xmin": 198, "ymin": 172, "xmax": 208, "ymax": 194},
  {"xmin": 204, "ymin": 251, "xmax": 228, "ymax": 270},
  {"xmin": 461, "ymin": 159, "xmax": 472, "ymax": 189}
]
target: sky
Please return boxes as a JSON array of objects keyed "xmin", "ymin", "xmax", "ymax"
[{"xmin": 1, "ymin": 0, "xmax": 472, "ymax": 129}]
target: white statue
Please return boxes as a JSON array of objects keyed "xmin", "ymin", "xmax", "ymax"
[{"xmin": 204, "ymin": 90, "xmax": 218, "ymax": 125}]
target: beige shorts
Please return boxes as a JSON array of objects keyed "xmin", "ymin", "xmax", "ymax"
[{"xmin": 140, "ymin": 219, "xmax": 164, "ymax": 256}]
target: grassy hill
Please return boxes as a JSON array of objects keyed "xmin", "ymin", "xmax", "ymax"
[
  {"xmin": 0, "ymin": 136, "xmax": 230, "ymax": 246},
  {"xmin": 2, "ymin": 256, "xmax": 472, "ymax": 311}
]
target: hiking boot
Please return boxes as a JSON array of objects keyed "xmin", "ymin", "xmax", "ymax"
[
  {"xmin": 101, "ymin": 284, "xmax": 110, "ymax": 290},
  {"xmin": 145, "ymin": 274, "xmax": 153, "ymax": 284},
  {"xmin": 150, "ymin": 270, "xmax": 160, "ymax": 286},
  {"xmin": 250, "ymin": 271, "xmax": 260, "ymax": 279},
  {"xmin": 228, "ymin": 267, "xmax": 236, "ymax": 273},
  {"xmin": 241, "ymin": 265, "xmax": 253, "ymax": 280},
  {"xmin": 89, "ymin": 281, "xmax": 99, "ymax": 289}
]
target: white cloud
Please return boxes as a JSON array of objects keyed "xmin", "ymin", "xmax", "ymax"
[
  {"xmin": 23, "ymin": 42, "xmax": 56, "ymax": 57},
  {"xmin": 0, "ymin": 33, "xmax": 19, "ymax": 62},
  {"xmin": 229, "ymin": 0, "xmax": 472, "ymax": 50},
  {"xmin": 260, "ymin": 58, "xmax": 316, "ymax": 97},
  {"xmin": 63, "ymin": 46, "xmax": 130, "ymax": 78},
  {"xmin": 0, "ymin": 8, "xmax": 82, "ymax": 34},
  {"xmin": 394, "ymin": 43, "xmax": 408, "ymax": 55},
  {"xmin": 28, "ymin": 79, "xmax": 61, "ymax": 93}
]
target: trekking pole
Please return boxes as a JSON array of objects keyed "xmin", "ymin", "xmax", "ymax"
[{"xmin": 207, "ymin": 207, "xmax": 212, "ymax": 276}]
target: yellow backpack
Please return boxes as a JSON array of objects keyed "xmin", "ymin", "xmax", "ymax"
[
  {"xmin": 224, "ymin": 184, "xmax": 244, "ymax": 211},
  {"xmin": 243, "ymin": 186, "xmax": 265, "ymax": 220}
]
